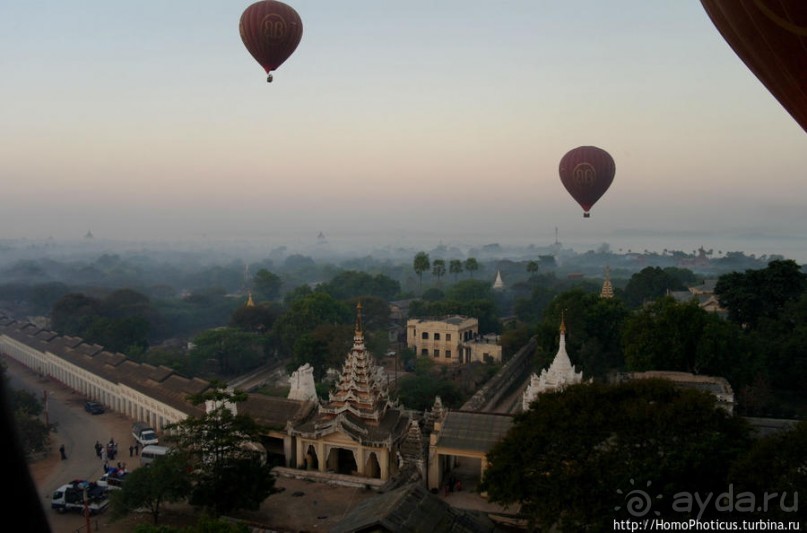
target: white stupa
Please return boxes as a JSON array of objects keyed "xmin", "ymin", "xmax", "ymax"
[
  {"xmin": 522, "ymin": 316, "xmax": 584, "ymax": 411},
  {"xmin": 492, "ymin": 270, "xmax": 505, "ymax": 290}
]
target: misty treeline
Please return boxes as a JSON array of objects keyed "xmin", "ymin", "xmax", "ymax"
[{"xmin": 0, "ymin": 243, "xmax": 803, "ymax": 416}]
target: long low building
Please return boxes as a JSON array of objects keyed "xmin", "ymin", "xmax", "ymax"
[{"xmin": 0, "ymin": 313, "xmax": 317, "ymax": 467}]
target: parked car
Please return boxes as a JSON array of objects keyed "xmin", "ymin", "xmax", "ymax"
[{"xmin": 84, "ymin": 401, "xmax": 105, "ymax": 414}]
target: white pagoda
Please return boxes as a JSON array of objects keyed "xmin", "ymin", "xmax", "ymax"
[{"xmin": 522, "ymin": 317, "xmax": 584, "ymax": 411}]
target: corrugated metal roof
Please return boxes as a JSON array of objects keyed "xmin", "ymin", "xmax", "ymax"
[{"xmin": 437, "ymin": 411, "xmax": 513, "ymax": 453}]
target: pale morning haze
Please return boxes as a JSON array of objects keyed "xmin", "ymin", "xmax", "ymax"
[{"xmin": 2, "ymin": 1, "xmax": 806, "ymax": 260}]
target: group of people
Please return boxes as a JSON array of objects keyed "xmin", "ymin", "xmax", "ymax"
[{"xmin": 95, "ymin": 438, "xmax": 120, "ymax": 461}]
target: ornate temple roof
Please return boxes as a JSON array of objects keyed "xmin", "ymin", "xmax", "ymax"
[
  {"xmin": 318, "ymin": 302, "xmax": 393, "ymax": 423},
  {"xmin": 290, "ymin": 303, "xmax": 410, "ymax": 448}
]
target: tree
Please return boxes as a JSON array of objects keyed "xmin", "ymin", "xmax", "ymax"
[
  {"xmin": 714, "ymin": 259, "xmax": 807, "ymax": 329},
  {"xmin": 526, "ymin": 260, "xmax": 539, "ymax": 276},
  {"xmin": 449, "ymin": 259, "xmax": 463, "ymax": 281},
  {"xmin": 481, "ymin": 379, "xmax": 751, "ymax": 530},
  {"xmin": 464, "ymin": 257, "xmax": 479, "ymax": 278},
  {"xmin": 431, "ymin": 259, "xmax": 446, "ymax": 285},
  {"xmin": 110, "ymin": 451, "xmax": 192, "ymax": 525},
  {"xmin": 50, "ymin": 293, "xmax": 100, "ymax": 336},
  {"xmin": 621, "ymin": 296, "xmax": 755, "ymax": 383},
  {"xmin": 253, "ymin": 268, "xmax": 282, "ymax": 301},
  {"xmin": 165, "ymin": 383, "xmax": 277, "ymax": 517},
  {"xmin": 229, "ymin": 302, "xmax": 280, "ymax": 333},
  {"xmin": 622, "ymin": 266, "xmax": 692, "ymax": 308},
  {"xmin": 318, "ymin": 270, "xmax": 400, "ymax": 301},
  {"xmin": 413, "ymin": 252, "xmax": 430, "ymax": 288},
  {"xmin": 273, "ymin": 292, "xmax": 351, "ymax": 354},
  {"xmin": 445, "ymin": 280, "xmax": 492, "ymax": 303},
  {"xmin": 3, "ymin": 370, "xmax": 51, "ymax": 459},
  {"xmin": 188, "ymin": 328, "xmax": 264, "ymax": 376},
  {"xmin": 728, "ymin": 420, "xmax": 806, "ymax": 524}
]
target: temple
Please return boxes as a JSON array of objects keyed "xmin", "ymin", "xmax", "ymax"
[
  {"xmin": 522, "ymin": 316, "xmax": 585, "ymax": 411},
  {"xmin": 287, "ymin": 303, "xmax": 412, "ymax": 481}
]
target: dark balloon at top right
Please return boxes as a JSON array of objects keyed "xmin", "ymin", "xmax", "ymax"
[
  {"xmin": 700, "ymin": 0, "xmax": 807, "ymax": 134},
  {"xmin": 558, "ymin": 146, "xmax": 615, "ymax": 218}
]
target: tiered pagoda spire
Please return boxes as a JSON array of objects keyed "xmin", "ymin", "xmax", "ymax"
[
  {"xmin": 600, "ymin": 266, "xmax": 614, "ymax": 299},
  {"xmin": 318, "ymin": 302, "xmax": 392, "ymax": 423},
  {"xmin": 522, "ymin": 314, "xmax": 584, "ymax": 410}
]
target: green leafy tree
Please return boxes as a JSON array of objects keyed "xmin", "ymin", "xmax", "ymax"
[
  {"xmin": 464, "ymin": 257, "xmax": 479, "ymax": 278},
  {"xmin": 189, "ymin": 328, "xmax": 264, "ymax": 376},
  {"xmin": 2, "ymin": 371, "xmax": 51, "ymax": 459},
  {"xmin": 622, "ymin": 296, "xmax": 754, "ymax": 382},
  {"xmin": 481, "ymin": 379, "xmax": 751, "ymax": 530},
  {"xmin": 50, "ymin": 293, "xmax": 100, "ymax": 336},
  {"xmin": 714, "ymin": 259, "xmax": 807, "ymax": 329},
  {"xmin": 289, "ymin": 330, "xmax": 335, "ymax": 381},
  {"xmin": 526, "ymin": 260, "xmax": 539, "ymax": 276},
  {"xmin": 431, "ymin": 259, "xmax": 447, "ymax": 285},
  {"xmin": 728, "ymin": 420, "xmax": 806, "ymax": 525},
  {"xmin": 445, "ymin": 280, "xmax": 492, "ymax": 303},
  {"xmin": 253, "ymin": 268, "xmax": 282, "ymax": 301},
  {"xmin": 229, "ymin": 303, "xmax": 280, "ymax": 333},
  {"xmin": 395, "ymin": 373, "xmax": 463, "ymax": 411},
  {"xmin": 110, "ymin": 451, "xmax": 192, "ymax": 525},
  {"xmin": 274, "ymin": 292, "xmax": 351, "ymax": 354},
  {"xmin": 449, "ymin": 259, "xmax": 463, "ymax": 281},
  {"xmin": 413, "ymin": 252, "xmax": 430, "ymax": 288},
  {"xmin": 623, "ymin": 266, "xmax": 692, "ymax": 308},
  {"xmin": 165, "ymin": 383, "xmax": 277, "ymax": 517},
  {"xmin": 318, "ymin": 271, "xmax": 400, "ymax": 301}
]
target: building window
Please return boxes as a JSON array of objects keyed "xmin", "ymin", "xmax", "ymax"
[
  {"xmin": 434, "ymin": 349, "xmax": 440, "ymax": 358},
  {"xmin": 422, "ymin": 332, "xmax": 429, "ymax": 340},
  {"xmin": 445, "ymin": 350, "xmax": 451, "ymax": 358},
  {"xmin": 421, "ymin": 349, "xmax": 428, "ymax": 356},
  {"xmin": 434, "ymin": 333, "xmax": 440, "ymax": 341},
  {"xmin": 446, "ymin": 334, "xmax": 451, "ymax": 341}
]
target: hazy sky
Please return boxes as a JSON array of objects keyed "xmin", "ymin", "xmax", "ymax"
[{"xmin": 2, "ymin": 1, "xmax": 806, "ymax": 259}]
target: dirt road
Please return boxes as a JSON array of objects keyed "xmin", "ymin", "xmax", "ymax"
[{"xmin": 6, "ymin": 355, "xmax": 377, "ymax": 532}]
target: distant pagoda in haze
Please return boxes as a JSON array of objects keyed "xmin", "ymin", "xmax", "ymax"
[{"xmin": 600, "ymin": 266, "xmax": 614, "ymax": 299}]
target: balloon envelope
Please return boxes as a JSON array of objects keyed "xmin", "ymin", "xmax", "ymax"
[
  {"xmin": 700, "ymin": 1, "xmax": 807, "ymax": 134},
  {"xmin": 239, "ymin": 0, "xmax": 303, "ymax": 80},
  {"xmin": 558, "ymin": 146, "xmax": 615, "ymax": 218}
]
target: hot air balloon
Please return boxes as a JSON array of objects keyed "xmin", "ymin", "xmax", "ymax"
[
  {"xmin": 558, "ymin": 146, "xmax": 615, "ymax": 218},
  {"xmin": 239, "ymin": 0, "xmax": 303, "ymax": 82},
  {"xmin": 700, "ymin": 1, "xmax": 807, "ymax": 134}
]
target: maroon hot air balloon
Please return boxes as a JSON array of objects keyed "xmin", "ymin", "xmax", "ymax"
[
  {"xmin": 239, "ymin": 0, "xmax": 303, "ymax": 82},
  {"xmin": 700, "ymin": 1, "xmax": 807, "ymax": 134},
  {"xmin": 558, "ymin": 146, "xmax": 616, "ymax": 218}
]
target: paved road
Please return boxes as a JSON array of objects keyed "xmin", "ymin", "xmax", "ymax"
[{"xmin": 4, "ymin": 356, "xmax": 142, "ymax": 533}]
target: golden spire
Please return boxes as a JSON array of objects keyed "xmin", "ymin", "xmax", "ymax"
[
  {"xmin": 560, "ymin": 311, "xmax": 566, "ymax": 335},
  {"xmin": 246, "ymin": 291, "xmax": 255, "ymax": 307},
  {"xmin": 355, "ymin": 301, "xmax": 363, "ymax": 334}
]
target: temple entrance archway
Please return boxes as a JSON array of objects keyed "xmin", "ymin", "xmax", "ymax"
[
  {"xmin": 326, "ymin": 447, "xmax": 358, "ymax": 475},
  {"xmin": 304, "ymin": 444, "xmax": 319, "ymax": 470},
  {"xmin": 365, "ymin": 451, "xmax": 381, "ymax": 479}
]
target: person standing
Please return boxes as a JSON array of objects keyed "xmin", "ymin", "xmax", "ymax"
[{"xmin": 59, "ymin": 444, "xmax": 67, "ymax": 460}]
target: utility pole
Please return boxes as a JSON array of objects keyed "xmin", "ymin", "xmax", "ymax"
[
  {"xmin": 83, "ymin": 486, "xmax": 91, "ymax": 533},
  {"xmin": 43, "ymin": 389, "xmax": 49, "ymax": 428}
]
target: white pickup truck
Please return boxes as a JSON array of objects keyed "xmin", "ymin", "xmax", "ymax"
[
  {"xmin": 132, "ymin": 421, "xmax": 159, "ymax": 446},
  {"xmin": 51, "ymin": 480, "xmax": 110, "ymax": 514}
]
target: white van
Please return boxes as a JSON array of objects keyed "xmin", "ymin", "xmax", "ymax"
[{"xmin": 140, "ymin": 445, "xmax": 172, "ymax": 466}]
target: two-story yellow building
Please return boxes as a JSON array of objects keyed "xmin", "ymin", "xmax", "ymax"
[{"xmin": 406, "ymin": 315, "xmax": 501, "ymax": 364}]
